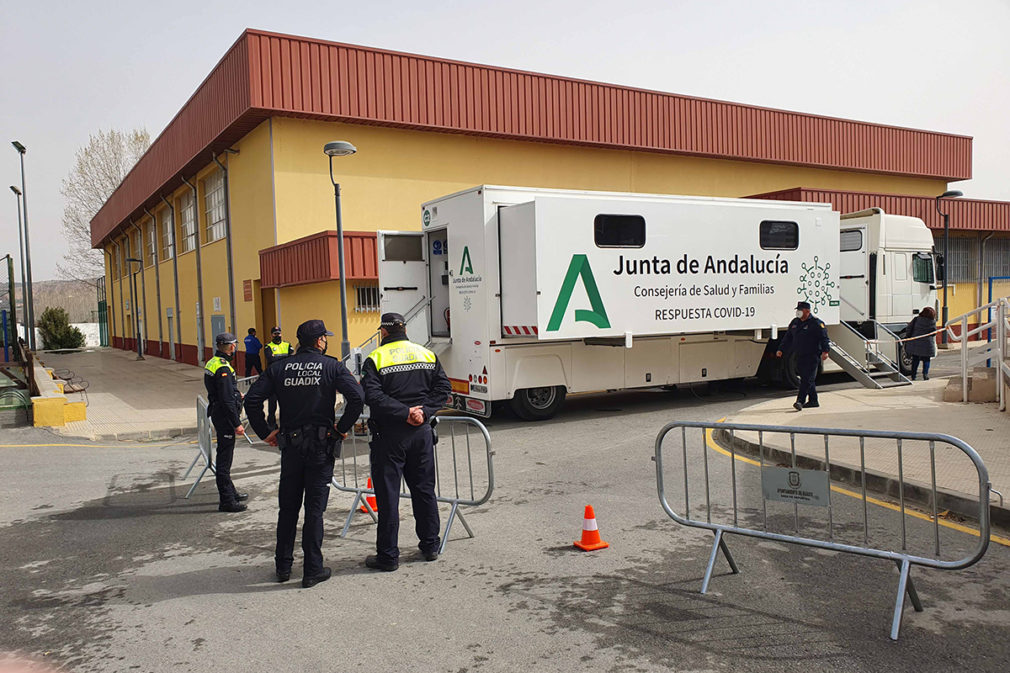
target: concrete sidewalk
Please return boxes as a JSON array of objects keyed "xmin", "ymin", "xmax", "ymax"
[
  {"xmin": 37, "ymin": 348, "xmax": 205, "ymax": 441},
  {"xmin": 721, "ymin": 377, "xmax": 1010, "ymax": 522}
]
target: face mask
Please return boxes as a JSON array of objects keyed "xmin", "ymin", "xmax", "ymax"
[
  {"xmin": 320, "ymin": 338, "xmax": 328, "ymax": 355},
  {"xmin": 795, "ymin": 310, "xmax": 804, "ymax": 319}
]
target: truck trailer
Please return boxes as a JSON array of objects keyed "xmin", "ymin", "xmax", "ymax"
[{"xmin": 366, "ymin": 186, "xmax": 935, "ymax": 420}]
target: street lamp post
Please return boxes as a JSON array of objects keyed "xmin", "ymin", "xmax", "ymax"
[
  {"xmin": 126, "ymin": 258, "xmax": 145, "ymax": 360},
  {"xmin": 935, "ymin": 190, "xmax": 963, "ymax": 346},
  {"xmin": 323, "ymin": 140, "xmax": 358, "ymax": 360},
  {"xmin": 11, "ymin": 141, "xmax": 35, "ymax": 350},
  {"xmin": 9, "ymin": 185, "xmax": 29, "ymax": 345}
]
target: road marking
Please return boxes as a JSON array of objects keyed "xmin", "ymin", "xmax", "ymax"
[{"xmin": 704, "ymin": 421, "xmax": 1010, "ymax": 549}]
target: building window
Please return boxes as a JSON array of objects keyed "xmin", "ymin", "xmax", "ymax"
[
  {"xmin": 180, "ymin": 192, "xmax": 196, "ymax": 253},
  {"xmin": 133, "ymin": 231, "xmax": 142, "ymax": 267},
  {"xmin": 146, "ymin": 220, "xmax": 157, "ymax": 265},
  {"xmin": 983, "ymin": 237, "xmax": 1010, "ymax": 280},
  {"xmin": 160, "ymin": 209, "xmax": 175, "ymax": 259},
  {"xmin": 356, "ymin": 285, "xmax": 381, "ymax": 312},
  {"xmin": 594, "ymin": 214, "xmax": 645, "ymax": 248},
  {"xmin": 120, "ymin": 243, "xmax": 128, "ymax": 278},
  {"xmin": 204, "ymin": 170, "xmax": 226, "ymax": 242},
  {"xmin": 759, "ymin": 221, "xmax": 799, "ymax": 250},
  {"xmin": 944, "ymin": 236, "xmax": 977, "ymax": 283}
]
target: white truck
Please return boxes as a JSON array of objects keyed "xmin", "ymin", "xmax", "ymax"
[{"xmin": 370, "ymin": 186, "xmax": 936, "ymax": 420}]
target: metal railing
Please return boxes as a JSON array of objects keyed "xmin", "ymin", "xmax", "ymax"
[
  {"xmin": 654, "ymin": 420, "xmax": 992, "ymax": 640},
  {"xmin": 332, "ymin": 415, "xmax": 494, "ymax": 554},
  {"xmin": 944, "ymin": 297, "xmax": 1009, "ymax": 408},
  {"xmin": 184, "ymin": 396, "xmax": 216, "ymax": 499}
]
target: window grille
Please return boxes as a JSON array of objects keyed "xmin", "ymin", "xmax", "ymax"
[
  {"xmin": 356, "ymin": 285, "xmax": 381, "ymax": 312},
  {"xmin": 160, "ymin": 210, "xmax": 175, "ymax": 259},
  {"xmin": 204, "ymin": 171, "xmax": 226, "ymax": 242},
  {"xmin": 943, "ymin": 236, "xmax": 977, "ymax": 283},
  {"xmin": 180, "ymin": 192, "xmax": 196, "ymax": 253},
  {"xmin": 983, "ymin": 237, "xmax": 1010, "ymax": 279}
]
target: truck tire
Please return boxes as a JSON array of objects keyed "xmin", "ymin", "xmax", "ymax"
[
  {"xmin": 509, "ymin": 386, "xmax": 566, "ymax": 421},
  {"xmin": 777, "ymin": 352, "xmax": 800, "ymax": 389}
]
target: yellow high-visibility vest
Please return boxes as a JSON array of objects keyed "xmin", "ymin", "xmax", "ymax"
[
  {"xmin": 368, "ymin": 340, "xmax": 437, "ymax": 374},
  {"xmin": 205, "ymin": 356, "xmax": 235, "ymax": 376},
  {"xmin": 267, "ymin": 341, "xmax": 291, "ymax": 357}
]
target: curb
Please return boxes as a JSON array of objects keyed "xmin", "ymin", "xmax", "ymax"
[
  {"xmin": 712, "ymin": 427, "xmax": 1010, "ymax": 529},
  {"xmin": 57, "ymin": 425, "xmax": 197, "ymax": 443}
]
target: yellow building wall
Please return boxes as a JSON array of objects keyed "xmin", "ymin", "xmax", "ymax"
[
  {"xmin": 276, "ymin": 280, "xmax": 379, "ymax": 350},
  {"xmin": 270, "ymin": 117, "xmax": 950, "ymax": 247}
]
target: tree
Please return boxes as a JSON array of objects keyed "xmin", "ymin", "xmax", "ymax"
[
  {"xmin": 38, "ymin": 306, "xmax": 86, "ymax": 350},
  {"xmin": 59, "ymin": 128, "xmax": 151, "ymax": 286}
]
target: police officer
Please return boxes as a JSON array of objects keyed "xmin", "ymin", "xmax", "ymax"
[
  {"xmin": 776, "ymin": 300, "xmax": 831, "ymax": 411},
  {"xmin": 361, "ymin": 313, "xmax": 451, "ymax": 571},
  {"xmin": 263, "ymin": 326, "xmax": 294, "ymax": 429},
  {"xmin": 244, "ymin": 319, "xmax": 363, "ymax": 588},
  {"xmin": 204, "ymin": 332, "xmax": 249, "ymax": 512}
]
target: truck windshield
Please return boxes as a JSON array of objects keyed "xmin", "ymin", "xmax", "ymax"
[{"xmin": 912, "ymin": 253, "xmax": 934, "ymax": 283}]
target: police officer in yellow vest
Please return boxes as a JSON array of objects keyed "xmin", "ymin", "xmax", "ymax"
[
  {"xmin": 361, "ymin": 313, "xmax": 451, "ymax": 571},
  {"xmin": 264, "ymin": 326, "xmax": 293, "ymax": 430},
  {"xmin": 204, "ymin": 332, "xmax": 248, "ymax": 512}
]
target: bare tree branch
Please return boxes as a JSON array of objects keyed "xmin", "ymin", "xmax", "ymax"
[{"xmin": 59, "ymin": 128, "xmax": 151, "ymax": 286}]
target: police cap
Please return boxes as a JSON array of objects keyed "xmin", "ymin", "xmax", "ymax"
[
  {"xmin": 271, "ymin": 326, "xmax": 282, "ymax": 335},
  {"xmin": 795, "ymin": 301, "xmax": 811, "ymax": 310},
  {"xmin": 215, "ymin": 332, "xmax": 238, "ymax": 345},
  {"xmin": 296, "ymin": 319, "xmax": 334, "ymax": 344},
  {"xmin": 380, "ymin": 312, "xmax": 406, "ymax": 329}
]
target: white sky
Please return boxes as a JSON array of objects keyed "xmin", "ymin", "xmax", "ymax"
[{"xmin": 1, "ymin": 0, "xmax": 1008, "ymax": 280}]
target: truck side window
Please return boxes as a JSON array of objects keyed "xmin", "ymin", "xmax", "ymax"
[
  {"xmin": 912, "ymin": 253, "xmax": 934, "ymax": 283},
  {"xmin": 759, "ymin": 220, "xmax": 799, "ymax": 250},
  {"xmin": 840, "ymin": 230, "xmax": 862, "ymax": 251},
  {"xmin": 594, "ymin": 214, "xmax": 645, "ymax": 248},
  {"xmin": 383, "ymin": 235, "xmax": 424, "ymax": 262}
]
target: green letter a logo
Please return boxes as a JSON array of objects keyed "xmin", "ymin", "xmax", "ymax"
[
  {"xmin": 546, "ymin": 255, "xmax": 610, "ymax": 331},
  {"xmin": 460, "ymin": 246, "xmax": 474, "ymax": 274}
]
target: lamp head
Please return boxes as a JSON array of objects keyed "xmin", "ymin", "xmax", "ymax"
[
  {"xmin": 11, "ymin": 141, "xmax": 25, "ymax": 154},
  {"xmin": 9, "ymin": 185, "xmax": 21, "ymax": 196},
  {"xmin": 127, "ymin": 257, "xmax": 141, "ymax": 263},
  {"xmin": 323, "ymin": 141, "xmax": 357, "ymax": 157},
  {"xmin": 937, "ymin": 190, "xmax": 963, "ymax": 199}
]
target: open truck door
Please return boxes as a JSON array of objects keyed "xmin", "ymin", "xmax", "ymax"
[
  {"xmin": 377, "ymin": 230, "xmax": 430, "ymax": 346},
  {"xmin": 839, "ymin": 225, "xmax": 869, "ymax": 322}
]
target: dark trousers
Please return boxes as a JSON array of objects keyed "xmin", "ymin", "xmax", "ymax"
[
  {"xmin": 211, "ymin": 412, "xmax": 238, "ymax": 505},
  {"xmin": 276, "ymin": 438, "xmax": 335, "ymax": 576},
  {"xmin": 370, "ymin": 425, "xmax": 440, "ymax": 562},
  {"xmin": 796, "ymin": 355, "xmax": 820, "ymax": 406},
  {"xmin": 244, "ymin": 352, "xmax": 263, "ymax": 377},
  {"xmin": 911, "ymin": 355, "xmax": 931, "ymax": 379}
]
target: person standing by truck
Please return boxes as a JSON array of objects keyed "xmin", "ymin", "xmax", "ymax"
[
  {"xmin": 360, "ymin": 312, "xmax": 451, "ymax": 571},
  {"xmin": 905, "ymin": 306, "xmax": 938, "ymax": 380},
  {"xmin": 776, "ymin": 301, "xmax": 830, "ymax": 411},
  {"xmin": 264, "ymin": 327, "xmax": 294, "ymax": 430}
]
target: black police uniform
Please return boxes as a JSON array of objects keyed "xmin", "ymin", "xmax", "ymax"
[
  {"xmin": 244, "ymin": 322, "xmax": 363, "ymax": 582},
  {"xmin": 204, "ymin": 348, "xmax": 245, "ymax": 510},
  {"xmin": 361, "ymin": 326, "xmax": 451, "ymax": 567},
  {"xmin": 779, "ymin": 314, "xmax": 831, "ymax": 407},
  {"xmin": 264, "ymin": 334, "xmax": 294, "ymax": 429}
]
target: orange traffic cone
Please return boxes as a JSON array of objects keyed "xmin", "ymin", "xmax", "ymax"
[
  {"xmin": 359, "ymin": 478, "xmax": 378, "ymax": 513},
  {"xmin": 574, "ymin": 505, "xmax": 609, "ymax": 551}
]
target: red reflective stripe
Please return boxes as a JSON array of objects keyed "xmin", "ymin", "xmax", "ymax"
[
  {"xmin": 522, "ymin": 326, "xmax": 531, "ymax": 335},
  {"xmin": 532, "ymin": 326, "xmax": 538, "ymax": 335}
]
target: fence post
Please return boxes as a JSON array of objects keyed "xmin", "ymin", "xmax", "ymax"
[{"xmin": 961, "ymin": 316, "xmax": 969, "ymax": 403}]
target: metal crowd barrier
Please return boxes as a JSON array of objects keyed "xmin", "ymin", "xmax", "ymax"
[
  {"xmin": 184, "ymin": 396, "xmax": 217, "ymax": 499},
  {"xmin": 333, "ymin": 415, "xmax": 494, "ymax": 554},
  {"xmin": 654, "ymin": 420, "xmax": 992, "ymax": 640}
]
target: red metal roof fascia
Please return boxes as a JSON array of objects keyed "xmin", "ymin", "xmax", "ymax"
[
  {"xmin": 243, "ymin": 30, "xmax": 971, "ymax": 182},
  {"xmin": 259, "ymin": 230, "xmax": 377, "ymax": 288},
  {"xmin": 747, "ymin": 188, "xmax": 1010, "ymax": 233},
  {"xmin": 91, "ymin": 33, "xmax": 254, "ymax": 248}
]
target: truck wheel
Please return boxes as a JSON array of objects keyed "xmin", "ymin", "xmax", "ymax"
[
  {"xmin": 509, "ymin": 386, "xmax": 566, "ymax": 421},
  {"xmin": 777, "ymin": 353, "xmax": 800, "ymax": 389}
]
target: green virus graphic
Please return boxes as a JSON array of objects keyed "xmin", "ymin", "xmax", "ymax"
[{"xmin": 797, "ymin": 256, "xmax": 836, "ymax": 313}]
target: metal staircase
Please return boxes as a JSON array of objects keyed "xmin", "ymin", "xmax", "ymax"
[{"xmin": 826, "ymin": 321, "xmax": 911, "ymax": 389}]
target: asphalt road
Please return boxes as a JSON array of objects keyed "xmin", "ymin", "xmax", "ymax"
[{"xmin": 1, "ymin": 365, "xmax": 1008, "ymax": 672}]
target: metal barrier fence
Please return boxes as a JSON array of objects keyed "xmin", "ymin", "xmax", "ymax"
[
  {"xmin": 184, "ymin": 396, "xmax": 216, "ymax": 499},
  {"xmin": 654, "ymin": 420, "xmax": 992, "ymax": 640},
  {"xmin": 332, "ymin": 415, "xmax": 494, "ymax": 554}
]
